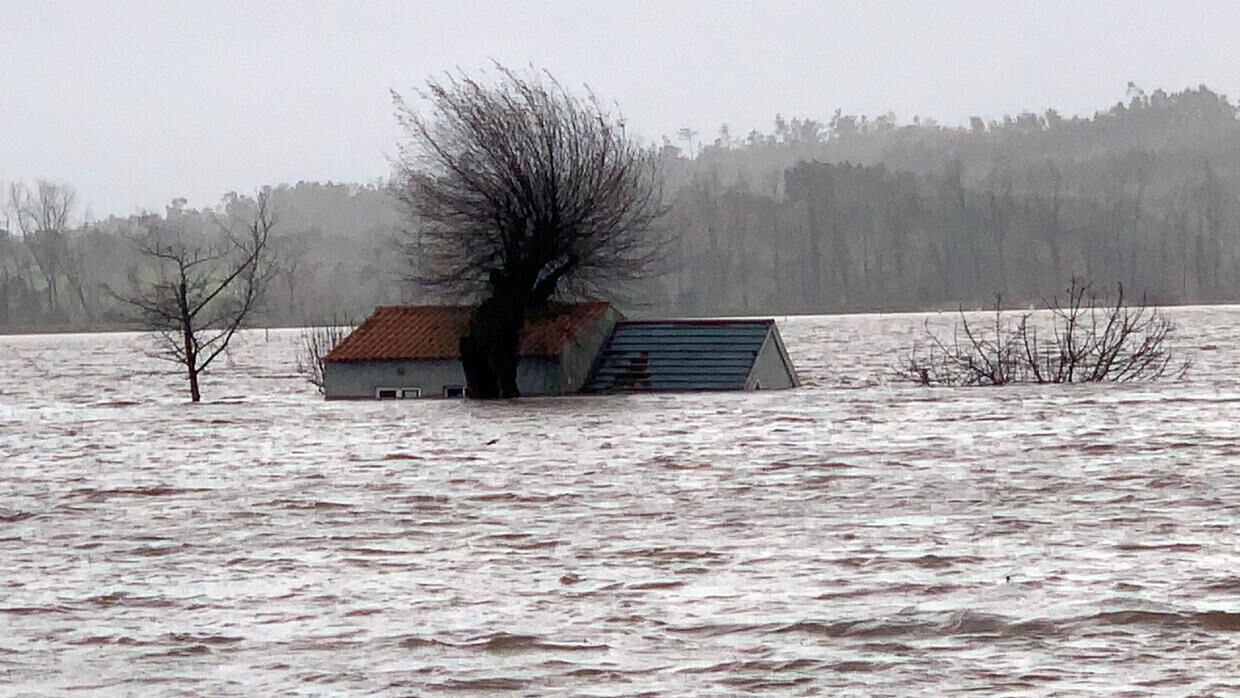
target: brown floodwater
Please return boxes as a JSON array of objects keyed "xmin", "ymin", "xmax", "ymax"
[{"xmin": 2, "ymin": 307, "xmax": 1239, "ymax": 695}]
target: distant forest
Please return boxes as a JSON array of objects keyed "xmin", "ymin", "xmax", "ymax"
[{"xmin": 3, "ymin": 84, "xmax": 1239, "ymax": 331}]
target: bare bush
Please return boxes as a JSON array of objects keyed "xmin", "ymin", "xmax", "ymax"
[
  {"xmin": 297, "ymin": 318, "xmax": 354, "ymax": 394},
  {"xmin": 897, "ymin": 279, "xmax": 1188, "ymax": 386}
]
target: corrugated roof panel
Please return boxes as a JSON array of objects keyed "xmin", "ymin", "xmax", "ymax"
[{"xmin": 586, "ymin": 319, "xmax": 777, "ymax": 393}]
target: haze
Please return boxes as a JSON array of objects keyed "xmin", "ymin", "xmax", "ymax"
[{"xmin": 3, "ymin": 0, "xmax": 1238, "ymax": 219}]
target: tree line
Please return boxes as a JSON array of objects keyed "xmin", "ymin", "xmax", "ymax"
[
  {"xmin": 655, "ymin": 84, "xmax": 1240, "ymax": 313},
  {"xmin": 3, "ymin": 84, "xmax": 1238, "ymax": 333},
  {"xmin": 0, "ymin": 181, "xmax": 408, "ymax": 331}
]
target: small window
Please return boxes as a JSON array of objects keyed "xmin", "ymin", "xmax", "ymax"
[
  {"xmin": 443, "ymin": 385, "xmax": 465, "ymax": 398},
  {"xmin": 376, "ymin": 387, "xmax": 420, "ymax": 399}
]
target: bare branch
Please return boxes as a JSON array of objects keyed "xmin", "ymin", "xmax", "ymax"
[
  {"xmin": 296, "ymin": 316, "xmax": 355, "ymax": 394},
  {"xmin": 896, "ymin": 279, "xmax": 1187, "ymax": 386}
]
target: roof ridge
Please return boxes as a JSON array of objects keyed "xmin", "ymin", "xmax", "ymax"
[{"xmin": 615, "ymin": 318, "xmax": 775, "ymax": 325}]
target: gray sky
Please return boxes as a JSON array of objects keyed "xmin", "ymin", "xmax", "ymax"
[{"xmin": 3, "ymin": 0, "xmax": 1238, "ymax": 220}]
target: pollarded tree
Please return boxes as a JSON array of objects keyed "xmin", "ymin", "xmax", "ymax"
[{"xmin": 392, "ymin": 64, "xmax": 666, "ymax": 399}]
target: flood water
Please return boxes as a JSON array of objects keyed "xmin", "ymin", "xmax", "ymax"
[{"xmin": 2, "ymin": 307, "xmax": 1240, "ymax": 696}]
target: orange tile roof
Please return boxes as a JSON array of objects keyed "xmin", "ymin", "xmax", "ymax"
[{"xmin": 324, "ymin": 301, "xmax": 613, "ymax": 362}]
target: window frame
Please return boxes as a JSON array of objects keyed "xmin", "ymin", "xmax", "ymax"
[{"xmin": 376, "ymin": 386, "xmax": 421, "ymax": 399}]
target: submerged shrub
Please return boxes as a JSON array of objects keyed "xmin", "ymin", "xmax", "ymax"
[
  {"xmin": 897, "ymin": 279, "xmax": 1189, "ymax": 386},
  {"xmin": 297, "ymin": 318, "xmax": 354, "ymax": 394}
]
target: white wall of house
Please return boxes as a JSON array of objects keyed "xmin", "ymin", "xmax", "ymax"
[
  {"xmin": 555, "ymin": 307, "xmax": 620, "ymax": 393},
  {"xmin": 744, "ymin": 329, "xmax": 799, "ymax": 390},
  {"xmin": 324, "ymin": 359, "xmax": 465, "ymax": 399},
  {"xmin": 325, "ymin": 356, "xmax": 579, "ymax": 399}
]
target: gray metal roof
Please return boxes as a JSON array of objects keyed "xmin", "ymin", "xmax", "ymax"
[{"xmin": 585, "ymin": 319, "xmax": 776, "ymax": 392}]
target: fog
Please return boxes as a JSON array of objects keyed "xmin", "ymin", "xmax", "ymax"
[
  {"xmin": 3, "ymin": 85, "xmax": 1240, "ymax": 331},
  {"xmin": 4, "ymin": 1, "xmax": 1240, "ymax": 216}
]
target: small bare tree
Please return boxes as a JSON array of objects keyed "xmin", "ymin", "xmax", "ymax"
[
  {"xmin": 393, "ymin": 64, "xmax": 667, "ymax": 398},
  {"xmin": 7, "ymin": 180, "xmax": 74, "ymax": 318},
  {"xmin": 898, "ymin": 279, "xmax": 1187, "ymax": 386},
  {"xmin": 114, "ymin": 191, "xmax": 277, "ymax": 402}
]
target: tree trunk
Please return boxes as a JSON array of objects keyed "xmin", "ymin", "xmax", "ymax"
[
  {"xmin": 178, "ymin": 280, "xmax": 201, "ymax": 403},
  {"xmin": 69, "ymin": 275, "xmax": 92, "ymax": 323},
  {"xmin": 188, "ymin": 366, "xmax": 201, "ymax": 403},
  {"xmin": 0, "ymin": 269, "xmax": 9, "ymax": 328},
  {"xmin": 460, "ymin": 291, "xmax": 525, "ymax": 399}
]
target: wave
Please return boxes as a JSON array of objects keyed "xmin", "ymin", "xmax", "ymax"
[
  {"xmin": 427, "ymin": 677, "xmax": 530, "ymax": 691},
  {"xmin": 396, "ymin": 632, "xmax": 609, "ymax": 654},
  {"xmin": 769, "ymin": 607, "xmax": 1240, "ymax": 641},
  {"xmin": 67, "ymin": 486, "xmax": 213, "ymax": 502}
]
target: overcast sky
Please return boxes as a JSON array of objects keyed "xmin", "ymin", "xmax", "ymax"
[{"xmin": 3, "ymin": 0, "xmax": 1238, "ymax": 220}]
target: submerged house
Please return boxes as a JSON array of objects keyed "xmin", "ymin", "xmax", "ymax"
[
  {"xmin": 322, "ymin": 302, "xmax": 620, "ymax": 399},
  {"xmin": 323, "ymin": 302, "xmax": 799, "ymax": 399}
]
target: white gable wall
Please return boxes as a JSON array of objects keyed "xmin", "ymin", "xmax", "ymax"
[
  {"xmin": 556, "ymin": 306, "xmax": 620, "ymax": 392},
  {"xmin": 744, "ymin": 329, "xmax": 799, "ymax": 390}
]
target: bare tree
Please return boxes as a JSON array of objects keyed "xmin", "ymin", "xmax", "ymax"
[
  {"xmin": 113, "ymin": 191, "xmax": 277, "ymax": 402},
  {"xmin": 392, "ymin": 64, "xmax": 666, "ymax": 398},
  {"xmin": 7, "ymin": 180, "xmax": 74, "ymax": 318}
]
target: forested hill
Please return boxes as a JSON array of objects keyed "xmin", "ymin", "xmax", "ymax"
[
  {"xmin": 658, "ymin": 84, "xmax": 1240, "ymax": 313},
  {"xmin": 3, "ymin": 85, "xmax": 1239, "ymax": 331}
]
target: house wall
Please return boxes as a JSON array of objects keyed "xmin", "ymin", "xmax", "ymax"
[
  {"xmin": 325, "ymin": 359, "xmax": 465, "ymax": 399},
  {"xmin": 325, "ymin": 356, "xmax": 576, "ymax": 399},
  {"xmin": 744, "ymin": 329, "xmax": 798, "ymax": 390},
  {"xmin": 516, "ymin": 357, "xmax": 563, "ymax": 396},
  {"xmin": 557, "ymin": 307, "xmax": 621, "ymax": 393}
]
